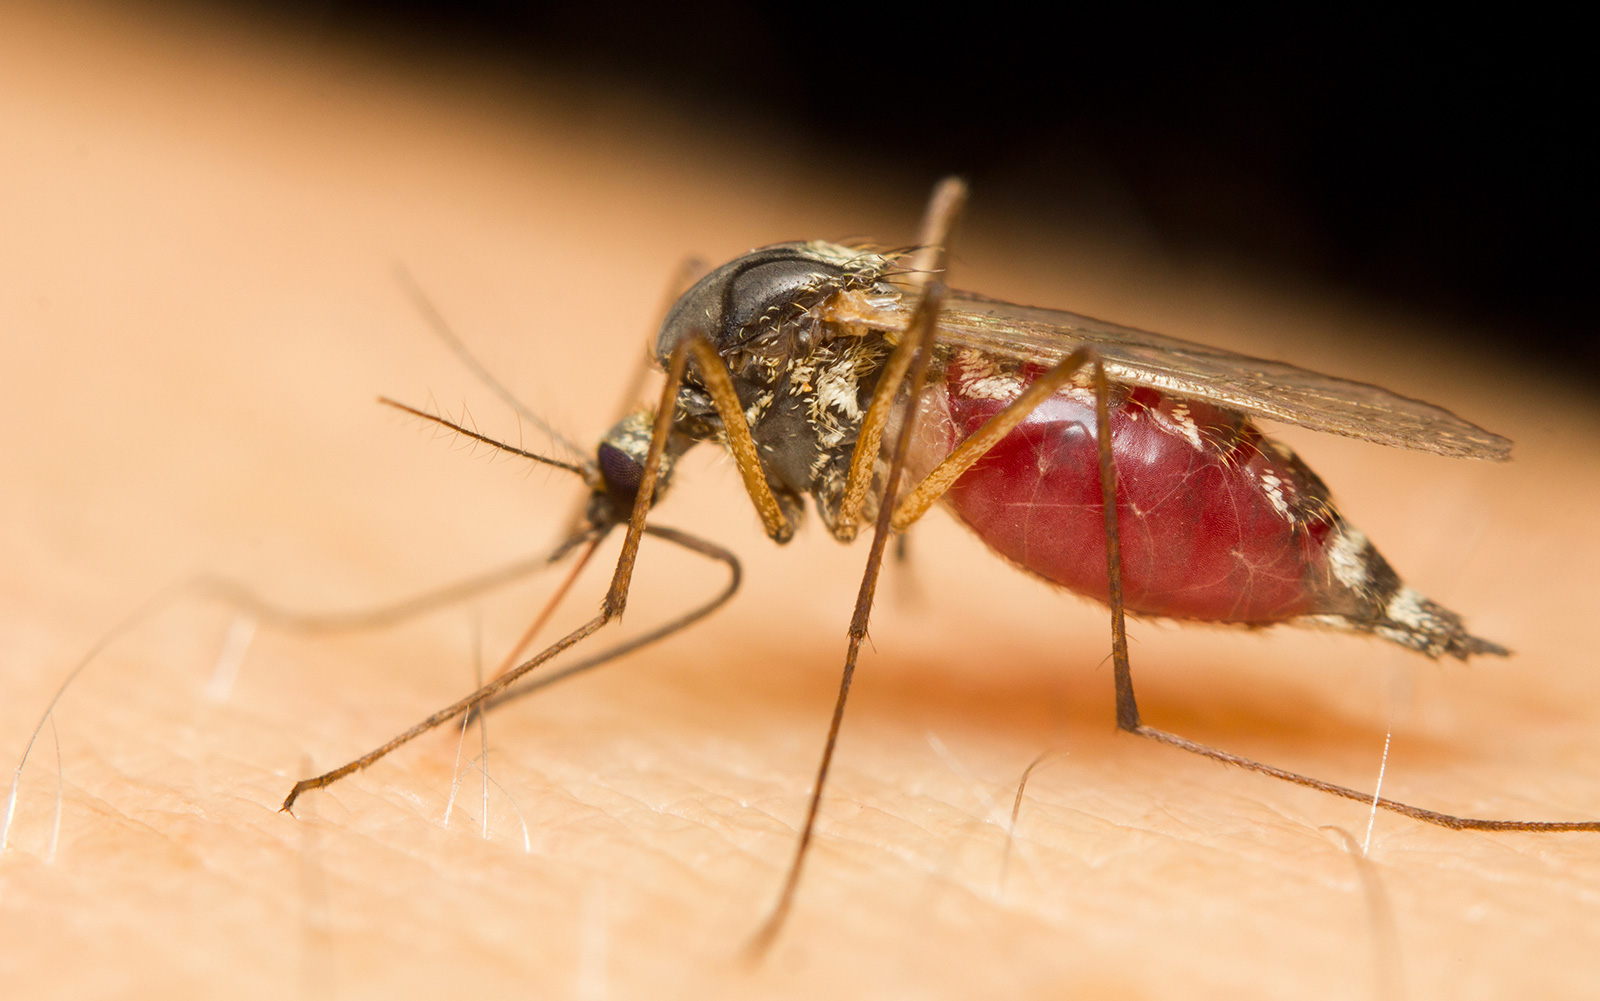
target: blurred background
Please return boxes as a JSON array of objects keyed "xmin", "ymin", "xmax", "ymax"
[{"xmin": 206, "ymin": 0, "xmax": 1596, "ymax": 385}]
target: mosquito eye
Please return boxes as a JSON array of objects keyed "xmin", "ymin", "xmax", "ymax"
[{"xmin": 597, "ymin": 442, "xmax": 644, "ymax": 499}]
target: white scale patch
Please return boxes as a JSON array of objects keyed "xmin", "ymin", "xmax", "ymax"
[
  {"xmin": 1257, "ymin": 470, "xmax": 1290, "ymax": 517},
  {"xmin": 1325, "ymin": 525, "xmax": 1371, "ymax": 590},
  {"xmin": 953, "ymin": 348, "xmax": 1024, "ymax": 400},
  {"xmin": 807, "ymin": 347, "xmax": 877, "ymax": 449},
  {"xmin": 814, "ymin": 361, "xmax": 864, "ymax": 423},
  {"xmin": 1384, "ymin": 586, "xmax": 1435, "ymax": 630},
  {"xmin": 746, "ymin": 391, "xmax": 774, "ymax": 425},
  {"xmin": 1165, "ymin": 402, "xmax": 1205, "ymax": 450}
]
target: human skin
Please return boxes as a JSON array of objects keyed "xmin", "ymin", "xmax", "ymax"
[{"xmin": 4, "ymin": 4, "xmax": 1599, "ymax": 999}]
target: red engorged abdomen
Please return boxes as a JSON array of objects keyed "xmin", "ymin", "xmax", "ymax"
[{"xmin": 922, "ymin": 352, "xmax": 1338, "ymax": 622}]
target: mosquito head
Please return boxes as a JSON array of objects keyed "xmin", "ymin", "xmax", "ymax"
[
  {"xmin": 583, "ymin": 410, "xmax": 696, "ymax": 531},
  {"xmin": 654, "ymin": 241, "xmax": 895, "ymax": 363}
]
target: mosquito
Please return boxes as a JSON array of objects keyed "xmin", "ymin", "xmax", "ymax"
[{"xmin": 279, "ymin": 178, "xmax": 1598, "ymax": 947}]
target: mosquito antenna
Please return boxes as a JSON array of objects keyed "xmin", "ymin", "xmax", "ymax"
[
  {"xmin": 393, "ymin": 264, "xmax": 588, "ymax": 463},
  {"xmin": 379, "ymin": 397, "xmax": 591, "ymax": 479}
]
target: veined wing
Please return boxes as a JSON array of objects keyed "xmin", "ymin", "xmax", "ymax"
[{"xmin": 827, "ymin": 289, "xmax": 1511, "ymax": 460}]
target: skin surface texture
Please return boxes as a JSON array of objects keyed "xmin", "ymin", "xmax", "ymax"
[{"xmin": 3, "ymin": 4, "xmax": 1600, "ymax": 999}]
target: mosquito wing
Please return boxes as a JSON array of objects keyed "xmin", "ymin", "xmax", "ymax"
[{"xmin": 828, "ymin": 289, "xmax": 1511, "ymax": 460}]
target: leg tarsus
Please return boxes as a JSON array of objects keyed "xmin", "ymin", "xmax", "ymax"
[{"xmin": 1127, "ymin": 723, "xmax": 1600, "ymax": 833}]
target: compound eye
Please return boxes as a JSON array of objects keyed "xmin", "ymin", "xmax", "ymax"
[{"xmin": 597, "ymin": 441, "xmax": 644, "ymax": 502}]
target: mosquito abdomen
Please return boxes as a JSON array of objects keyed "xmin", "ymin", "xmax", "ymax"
[{"xmin": 920, "ymin": 349, "xmax": 1500, "ymax": 658}]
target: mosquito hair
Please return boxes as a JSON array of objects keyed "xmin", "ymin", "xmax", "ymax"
[
  {"xmin": 437, "ymin": 400, "xmax": 515, "ymax": 467},
  {"xmin": 823, "ymin": 239, "xmax": 892, "ymax": 258}
]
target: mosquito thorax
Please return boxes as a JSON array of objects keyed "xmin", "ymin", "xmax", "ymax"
[
  {"xmin": 651, "ymin": 241, "xmax": 906, "ymax": 535},
  {"xmin": 655, "ymin": 241, "xmax": 896, "ymax": 361}
]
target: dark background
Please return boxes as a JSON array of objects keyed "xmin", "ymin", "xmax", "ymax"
[{"xmin": 211, "ymin": 2, "xmax": 1595, "ymax": 385}]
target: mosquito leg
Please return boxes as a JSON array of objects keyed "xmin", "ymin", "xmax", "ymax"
[
  {"xmin": 832, "ymin": 179, "xmax": 969, "ymax": 541},
  {"xmin": 487, "ymin": 536, "xmax": 602, "ymax": 681},
  {"xmin": 750, "ymin": 284, "xmax": 949, "ymax": 953},
  {"xmin": 852, "ymin": 336, "xmax": 1598, "ymax": 834},
  {"xmin": 905, "ymin": 177, "xmax": 968, "ymax": 285},
  {"xmin": 1070, "ymin": 359, "xmax": 1600, "ymax": 833},
  {"xmin": 888, "ymin": 347, "xmax": 1096, "ymax": 531},
  {"xmin": 485, "ymin": 524, "xmax": 741, "ymax": 711},
  {"xmin": 837, "ymin": 191, "xmax": 1100, "ymax": 534},
  {"xmin": 1125, "ymin": 725, "xmax": 1600, "ymax": 831},
  {"xmin": 281, "ymin": 330, "xmax": 705, "ymax": 814},
  {"xmin": 561, "ymin": 256, "xmax": 711, "ymax": 538},
  {"xmin": 832, "ymin": 314, "xmax": 925, "ymax": 541},
  {"xmin": 678, "ymin": 334, "xmax": 799, "ymax": 543}
]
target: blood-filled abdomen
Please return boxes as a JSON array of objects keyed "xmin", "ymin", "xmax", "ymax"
[{"xmin": 908, "ymin": 349, "xmax": 1497, "ymax": 658}]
